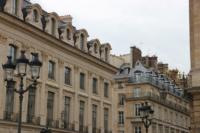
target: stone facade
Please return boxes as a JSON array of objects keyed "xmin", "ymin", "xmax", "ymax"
[
  {"xmin": 114, "ymin": 61, "xmax": 191, "ymax": 133},
  {"xmin": 189, "ymin": 0, "xmax": 200, "ymax": 132},
  {"xmin": 0, "ymin": 0, "xmax": 118, "ymax": 133}
]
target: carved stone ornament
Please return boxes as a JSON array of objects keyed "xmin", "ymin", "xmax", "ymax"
[{"xmin": 0, "ymin": 33, "xmax": 7, "ymax": 43}]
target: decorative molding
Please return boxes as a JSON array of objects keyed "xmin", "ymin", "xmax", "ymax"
[{"xmin": 0, "ymin": 33, "xmax": 7, "ymax": 44}]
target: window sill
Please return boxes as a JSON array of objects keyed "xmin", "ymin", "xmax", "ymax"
[{"xmin": 64, "ymin": 84, "xmax": 72, "ymax": 88}]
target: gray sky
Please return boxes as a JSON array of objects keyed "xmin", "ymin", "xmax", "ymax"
[{"xmin": 31, "ymin": 0, "xmax": 190, "ymax": 73}]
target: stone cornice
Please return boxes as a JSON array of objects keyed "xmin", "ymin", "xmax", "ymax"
[{"xmin": 0, "ymin": 12, "xmax": 119, "ymax": 74}]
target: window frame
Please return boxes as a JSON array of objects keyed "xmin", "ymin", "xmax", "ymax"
[
  {"xmin": 48, "ymin": 60, "xmax": 55, "ymax": 80},
  {"xmin": 80, "ymin": 73, "xmax": 85, "ymax": 90},
  {"xmin": 64, "ymin": 67, "xmax": 71, "ymax": 85}
]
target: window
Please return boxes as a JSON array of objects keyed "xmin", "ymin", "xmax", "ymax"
[
  {"xmin": 64, "ymin": 67, "xmax": 71, "ymax": 85},
  {"xmin": 119, "ymin": 95, "xmax": 125, "ymax": 106},
  {"xmin": 33, "ymin": 10, "xmax": 39, "ymax": 22},
  {"xmin": 79, "ymin": 101, "xmax": 85, "ymax": 131},
  {"xmin": 118, "ymin": 111, "xmax": 124, "ymax": 125},
  {"xmin": 92, "ymin": 105, "xmax": 97, "ymax": 132},
  {"xmin": 27, "ymin": 87, "xmax": 36, "ymax": 123},
  {"xmin": 80, "ymin": 34, "xmax": 84, "ymax": 50},
  {"xmin": 67, "ymin": 29, "xmax": 71, "ymax": 40},
  {"xmin": 94, "ymin": 43, "xmax": 98, "ymax": 53},
  {"xmin": 51, "ymin": 18, "xmax": 56, "ymax": 36},
  {"xmin": 4, "ymin": 82, "xmax": 15, "ymax": 120},
  {"xmin": 12, "ymin": 0, "xmax": 18, "ymax": 15},
  {"xmin": 48, "ymin": 61, "xmax": 55, "ymax": 80},
  {"xmin": 47, "ymin": 92, "xmax": 54, "ymax": 126},
  {"xmin": 93, "ymin": 78, "xmax": 98, "ymax": 94},
  {"xmin": 80, "ymin": 73, "xmax": 85, "ymax": 90},
  {"xmin": 9, "ymin": 44, "xmax": 17, "ymax": 63},
  {"xmin": 105, "ymin": 47, "xmax": 109, "ymax": 62},
  {"xmin": 135, "ymin": 126, "xmax": 141, "ymax": 133},
  {"xmin": 104, "ymin": 108, "xmax": 109, "ymax": 132},
  {"xmin": 135, "ymin": 104, "xmax": 141, "ymax": 116},
  {"xmin": 64, "ymin": 96, "xmax": 70, "ymax": 128},
  {"xmin": 133, "ymin": 88, "xmax": 141, "ymax": 97},
  {"xmin": 159, "ymin": 125, "xmax": 163, "ymax": 133},
  {"xmin": 104, "ymin": 82, "xmax": 109, "ymax": 98}
]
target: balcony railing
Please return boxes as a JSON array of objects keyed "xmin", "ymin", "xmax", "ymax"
[
  {"xmin": 27, "ymin": 114, "xmax": 40, "ymax": 125},
  {"xmin": 79, "ymin": 125, "xmax": 88, "ymax": 133},
  {"xmin": 62, "ymin": 121, "xmax": 75, "ymax": 131},
  {"xmin": 104, "ymin": 129, "xmax": 112, "ymax": 133},
  {"xmin": 47, "ymin": 119, "xmax": 59, "ymax": 128},
  {"xmin": 128, "ymin": 75, "xmax": 182, "ymax": 97},
  {"xmin": 92, "ymin": 128, "xmax": 101, "ymax": 133},
  {"xmin": 3, "ymin": 111, "xmax": 18, "ymax": 122},
  {"xmin": 126, "ymin": 92, "xmax": 189, "ymax": 115}
]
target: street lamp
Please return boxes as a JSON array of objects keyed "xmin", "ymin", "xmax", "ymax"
[
  {"xmin": 2, "ymin": 51, "xmax": 42, "ymax": 133},
  {"xmin": 139, "ymin": 102, "xmax": 154, "ymax": 133}
]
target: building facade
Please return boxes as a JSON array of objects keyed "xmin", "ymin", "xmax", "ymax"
[
  {"xmin": 189, "ymin": 0, "xmax": 200, "ymax": 132},
  {"xmin": 114, "ymin": 61, "xmax": 191, "ymax": 133},
  {"xmin": 0, "ymin": 0, "xmax": 118, "ymax": 133}
]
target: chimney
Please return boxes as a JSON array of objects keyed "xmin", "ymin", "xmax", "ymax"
[{"xmin": 131, "ymin": 46, "xmax": 142, "ymax": 68}]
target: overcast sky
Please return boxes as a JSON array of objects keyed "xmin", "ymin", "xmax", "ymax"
[{"xmin": 31, "ymin": 0, "xmax": 190, "ymax": 73}]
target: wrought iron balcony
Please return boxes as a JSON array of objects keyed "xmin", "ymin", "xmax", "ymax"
[
  {"xmin": 92, "ymin": 128, "xmax": 101, "ymax": 133},
  {"xmin": 3, "ymin": 111, "xmax": 18, "ymax": 122},
  {"xmin": 128, "ymin": 75, "xmax": 182, "ymax": 97},
  {"xmin": 126, "ymin": 92, "xmax": 189, "ymax": 115},
  {"xmin": 79, "ymin": 125, "xmax": 88, "ymax": 133},
  {"xmin": 62, "ymin": 121, "xmax": 75, "ymax": 131}
]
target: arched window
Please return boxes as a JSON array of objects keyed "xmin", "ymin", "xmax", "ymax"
[
  {"xmin": 94, "ymin": 43, "xmax": 98, "ymax": 53},
  {"xmin": 67, "ymin": 29, "xmax": 71, "ymax": 40},
  {"xmin": 105, "ymin": 47, "xmax": 109, "ymax": 62},
  {"xmin": 80, "ymin": 34, "xmax": 84, "ymax": 50},
  {"xmin": 51, "ymin": 18, "xmax": 56, "ymax": 36},
  {"xmin": 33, "ymin": 10, "xmax": 39, "ymax": 22},
  {"xmin": 12, "ymin": 0, "xmax": 18, "ymax": 15}
]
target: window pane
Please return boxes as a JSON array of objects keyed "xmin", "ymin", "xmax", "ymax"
[
  {"xmin": 79, "ymin": 101, "xmax": 85, "ymax": 131},
  {"xmin": 104, "ymin": 83, "xmax": 109, "ymax": 97},
  {"xmin": 104, "ymin": 108, "xmax": 109, "ymax": 132},
  {"xmin": 80, "ymin": 73, "xmax": 85, "ymax": 89},
  {"xmin": 27, "ymin": 87, "xmax": 36, "ymax": 123},
  {"xmin": 4, "ymin": 82, "xmax": 15, "ymax": 120},
  {"xmin": 92, "ymin": 105, "xmax": 97, "ymax": 131},
  {"xmin": 65, "ymin": 67, "xmax": 71, "ymax": 85},
  {"xmin": 48, "ymin": 61, "xmax": 55, "ymax": 80},
  {"xmin": 9, "ymin": 44, "xmax": 17, "ymax": 63},
  {"xmin": 93, "ymin": 78, "xmax": 98, "ymax": 94},
  {"xmin": 64, "ymin": 96, "xmax": 70, "ymax": 128},
  {"xmin": 47, "ymin": 92, "xmax": 54, "ymax": 126}
]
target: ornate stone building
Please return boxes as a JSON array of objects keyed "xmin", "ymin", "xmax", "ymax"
[
  {"xmin": 114, "ymin": 61, "xmax": 191, "ymax": 133},
  {"xmin": 0, "ymin": 0, "xmax": 118, "ymax": 133},
  {"xmin": 189, "ymin": 0, "xmax": 200, "ymax": 132}
]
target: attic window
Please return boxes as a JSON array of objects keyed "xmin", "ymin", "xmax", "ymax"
[
  {"xmin": 80, "ymin": 34, "xmax": 84, "ymax": 50},
  {"xmin": 67, "ymin": 28, "xmax": 71, "ymax": 40},
  {"xmin": 94, "ymin": 43, "xmax": 98, "ymax": 53},
  {"xmin": 51, "ymin": 18, "xmax": 56, "ymax": 36},
  {"xmin": 33, "ymin": 10, "xmax": 39, "ymax": 22}
]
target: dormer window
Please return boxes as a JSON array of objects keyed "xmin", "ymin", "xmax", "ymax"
[
  {"xmin": 80, "ymin": 34, "xmax": 84, "ymax": 50},
  {"xmin": 12, "ymin": 0, "xmax": 18, "ymax": 15},
  {"xmin": 94, "ymin": 43, "xmax": 98, "ymax": 53},
  {"xmin": 51, "ymin": 18, "xmax": 56, "ymax": 36},
  {"xmin": 67, "ymin": 29, "xmax": 71, "ymax": 40},
  {"xmin": 105, "ymin": 47, "xmax": 108, "ymax": 62},
  {"xmin": 33, "ymin": 10, "xmax": 39, "ymax": 22}
]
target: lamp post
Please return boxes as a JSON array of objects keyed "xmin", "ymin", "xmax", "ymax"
[
  {"xmin": 2, "ymin": 51, "xmax": 42, "ymax": 133},
  {"xmin": 139, "ymin": 102, "xmax": 154, "ymax": 133}
]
